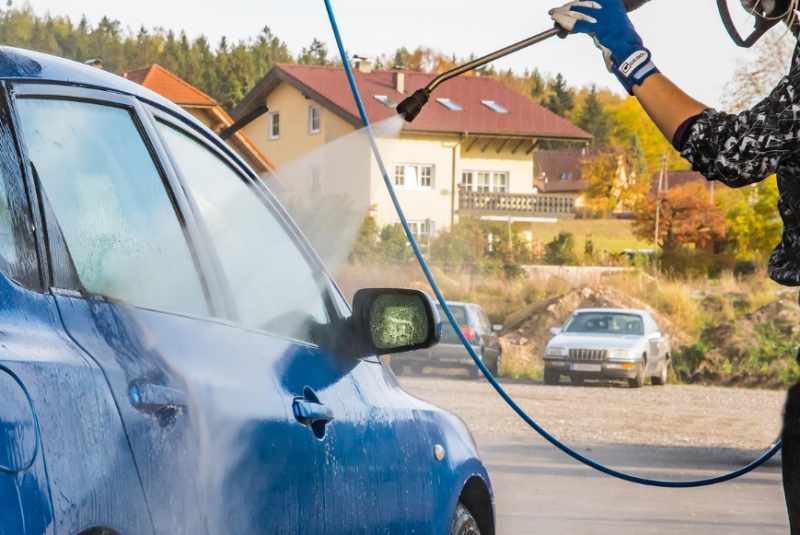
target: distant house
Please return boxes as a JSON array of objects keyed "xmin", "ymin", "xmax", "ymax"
[
  {"xmin": 534, "ymin": 148, "xmax": 640, "ymax": 215},
  {"xmin": 231, "ymin": 58, "xmax": 591, "ymax": 237},
  {"xmin": 123, "ymin": 64, "xmax": 276, "ymax": 178},
  {"xmin": 650, "ymin": 169, "xmax": 713, "ymax": 197}
]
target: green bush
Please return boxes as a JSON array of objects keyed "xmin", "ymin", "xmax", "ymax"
[
  {"xmin": 734, "ymin": 260, "xmax": 757, "ymax": 278},
  {"xmin": 544, "ymin": 232, "xmax": 578, "ymax": 266}
]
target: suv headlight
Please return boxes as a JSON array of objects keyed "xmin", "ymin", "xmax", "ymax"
[
  {"xmin": 546, "ymin": 347, "xmax": 568, "ymax": 358},
  {"xmin": 609, "ymin": 349, "xmax": 633, "ymax": 360}
]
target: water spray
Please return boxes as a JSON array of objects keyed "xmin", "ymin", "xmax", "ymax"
[{"xmin": 324, "ymin": 0, "xmax": 782, "ymax": 487}]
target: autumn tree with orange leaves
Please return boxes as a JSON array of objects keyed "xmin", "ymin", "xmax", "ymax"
[{"xmin": 633, "ymin": 183, "xmax": 726, "ymax": 254}]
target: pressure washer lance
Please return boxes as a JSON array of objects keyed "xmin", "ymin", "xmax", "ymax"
[{"xmin": 395, "ymin": 0, "xmax": 675, "ymax": 122}]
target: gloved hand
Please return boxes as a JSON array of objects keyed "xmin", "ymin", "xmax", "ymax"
[{"xmin": 549, "ymin": 0, "xmax": 659, "ymax": 95}]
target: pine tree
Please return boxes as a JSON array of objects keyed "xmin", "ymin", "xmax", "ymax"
[
  {"xmin": 576, "ymin": 85, "xmax": 610, "ymax": 146},
  {"xmin": 298, "ymin": 38, "xmax": 330, "ymax": 66},
  {"xmin": 545, "ymin": 73, "xmax": 575, "ymax": 118}
]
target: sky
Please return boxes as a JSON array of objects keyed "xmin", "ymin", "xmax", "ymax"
[{"xmin": 24, "ymin": 0, "xmax": 794, "ymax": 109}]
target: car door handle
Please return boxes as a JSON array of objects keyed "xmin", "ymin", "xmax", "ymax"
[
  {"xmin": 292, "ymin": 399, "xmax": 334, "ymax": 425},
  {"xmin": 129, "ymin": 381, "xmax": 188, "ymax": 415},
  {"xmin": 292, "ymin": 387, "xmax": 334, "ymax": 439}
]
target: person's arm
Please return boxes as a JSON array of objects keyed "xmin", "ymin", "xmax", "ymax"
[
  {"xmin": 632, "ymin": 74, "xmax": 708, "ymax": 144},
  {"xmin": 551, "ymin": 0, "xmax": 799, "ymax": 187}
]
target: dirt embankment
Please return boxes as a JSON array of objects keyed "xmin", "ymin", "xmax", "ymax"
[
  {"xmin": 499, "ymin": 287, "xmax": 691, "ymax": 376},
  {"xmin": 678, "ymin": 297, "xmax": 800, "ymax": 388}
]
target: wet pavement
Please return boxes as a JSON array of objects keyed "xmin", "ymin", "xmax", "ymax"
[{"xmin": 479, "ymin": 435, "xmax": 787, "ymax": 534}]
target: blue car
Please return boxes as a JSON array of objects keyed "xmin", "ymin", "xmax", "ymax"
[{"xmin": 0, "ymin": 47, "xmax": 494, "ymax": 535}]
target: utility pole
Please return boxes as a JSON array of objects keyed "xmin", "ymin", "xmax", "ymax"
[{"xmin": 653, "ymin": 152, "xmax": 668, "ymax": 278}]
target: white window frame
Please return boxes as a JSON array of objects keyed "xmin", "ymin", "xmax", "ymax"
[
  {"xmin": 308, "ymin": 105, "xmax": 321, "ymax": 134},
  {"xmin": 393, "ymin": 163, "xmax": 434, "ymax": 190},
  {"xmin": 462, "ymin": 170, "xmax": 509, "ymax": 193},
  {"xmin": 268, "ymin": 111, "xmax": 281, "ymax": 140},
  {"xmin": 395, "ymin": 219, "xmax": 436, "ymax": 240}
]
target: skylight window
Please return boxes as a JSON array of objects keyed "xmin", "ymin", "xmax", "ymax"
[
  {"xmin": 436, "ymin": 98, "xmax": 463, "ymax": 111},
  {"xmin": 374, "ymin": 95, "xmax": 397, "ymax": 107},
  {"xmin": 482, "ymin": 100, "xmax": 508, "ymax": 113}
]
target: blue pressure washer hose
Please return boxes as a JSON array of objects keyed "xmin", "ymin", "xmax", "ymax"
[{"xmin": 322, "ymin": 0, "xmax": 781, "ymax": 488}]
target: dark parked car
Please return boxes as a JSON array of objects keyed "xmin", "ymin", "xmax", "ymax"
[
  {"xmin": 0, "ymin": 47, "xmax": 494, "ymax": 535},
  {"xmin": 392, "ymin": 302, "xmax": 503, "ymax": 378}
]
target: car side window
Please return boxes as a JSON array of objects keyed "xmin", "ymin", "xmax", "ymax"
[
  {"xmin": 155, "ymin": 122, "xmax": 330, "ymax": 344},
  {"xmin": 0, "ymin": 97, "xmax": 40, "ymax": 290},
  {"xmin": 15, "ymin": 98, "xmax": 210, "ymax": 316}
]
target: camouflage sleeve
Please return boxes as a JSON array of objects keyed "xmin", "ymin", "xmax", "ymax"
[{"xmin": 680, "ymin": 73, "xmax": 800, "ymax": 188}]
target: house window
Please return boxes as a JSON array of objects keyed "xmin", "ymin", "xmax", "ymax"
[
  {"xmin": 437, "ymin": 98, "xmax": 463, "ymax": 111},
  {"xmin": 268, "ymin": 111, "xmax": 280, "ymax": 140},
  {"xmin": 462, "ymin": 171, "xmax": 474, "ymax": 191},
  {"xmin": 375, "ymin": 95, "xmax": 397, "ymax": 107},
  {"xmin": 398, "ymin": 219, "xmax": 436, "ymax": 240},
  {"xmin": 464, "ymin": 170, "xmax": 508, "ymax": 193},
  {"xmin": 481, "ymin": 100, "xmax": 508, "ymax": 113},
  {"xmin": 560, "ymin": 172, "xmax": 572, "ymax": 181},
  {"xmin": 394, "ymin": 164, "xmax": 434, "ymax": 189},
  {"xmin": 308, "ymin": 105, "xmax": 321, "ymax": 134}
]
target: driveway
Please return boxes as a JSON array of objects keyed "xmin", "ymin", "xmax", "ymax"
[{"xmin": 398, "ymin": 374, "xmax": 789, "ymax": 533}]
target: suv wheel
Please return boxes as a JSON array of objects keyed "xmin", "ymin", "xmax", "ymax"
[
  {"xmin": 652, "ymin": 362, "xmax": 668, "ymax": 386},
  {"xmin": 628, "ymin": 362, "xmax": 645, "ymax": 388},
  {"xmin": 450, "ymin": 502, "xmax": 481, "ymax": 535},
  {"xmin": 544, "ymin": 370, "xmax": 560, "ymax": 385}
]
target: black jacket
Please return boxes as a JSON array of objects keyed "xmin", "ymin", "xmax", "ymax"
[{"xmin": 679, "ymin": 42, "xmax": 800, "ymax": 286}]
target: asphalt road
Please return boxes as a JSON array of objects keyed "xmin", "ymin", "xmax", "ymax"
[
  {"xmin": 479, "ymin": 434, "xmax": 787, "ymax": 534},
  {"xmin": 398, "ymin": 374, "xmax": 790, "ymax": 534}
]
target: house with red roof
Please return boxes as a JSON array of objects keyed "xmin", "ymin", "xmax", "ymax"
[
  {"xmin": 232, "ymin": 58, "xmax": 591, "ymax": 235},
  {"xmin": 123, "ymin": 64, "xmax": 276, "ymax": 178}
]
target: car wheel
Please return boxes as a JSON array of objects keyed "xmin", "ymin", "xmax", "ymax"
[
  {"xmin": 628, "ymin": 364, "xmax": 645, "ymax": 389},
  {"xmin": 652, "ymin": 362, "xmax": 668, "ymax": 386},
  {"xmin": 486, "ymin": 354, "xmax": 500, "ymax": 378},
  {"xmin": 544, "ymin": 370, "xmax": 560, "ymax": 385},
  {"xmin": 450, "ymin": 501, "xmax": 481, "ymax": 535}
]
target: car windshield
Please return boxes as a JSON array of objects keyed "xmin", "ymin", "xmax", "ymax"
[
  {"xmin": 562, "ymin": 312, "xmax": 644, "ymax": 336},
  {"xmin": 436, "ymin": 304, "xmax": 467, "ymax": 325}
]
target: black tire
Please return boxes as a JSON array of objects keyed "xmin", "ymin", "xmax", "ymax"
[
  {"xmin": 652, "ymin": 361, "xmax": 668, "ymax": 386},
  {"xmin": 450, "ymin": 501, "xmax": 481, "ymax": 535},
  {"xmin": 544, "ymin": 370, "xmax": 560, "ymax": 385},
  {"xmin": 628, "ymin": 361, "xmax": 645, "ymax": 389},
  {"xmin": 486, "ymin": 354, "xmax": 500, "ymax": 378}
]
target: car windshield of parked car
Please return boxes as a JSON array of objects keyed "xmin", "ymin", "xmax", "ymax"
[
  {"xmin": 562, "ymin": 313, "xmax": 644, "ymax": 336},
  {"xmin": 436, "ymin": 304, "xmax": 467, "ymax": 325}
]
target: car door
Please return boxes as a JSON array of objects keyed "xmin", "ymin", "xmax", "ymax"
[
  {"xmin": 151, "ymin": 113, "xmax": 435, "ymax": 533},
  {"xmin": 12, "ymin": 86, "xmax": 318, "ymax": 534},
  {"xmin": 644, "ymin": 314, "xmax": 665, "ymax": 371}
]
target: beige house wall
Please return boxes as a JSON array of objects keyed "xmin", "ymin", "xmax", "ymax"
[{"xmin": 240, "ymin": 80, "xmax": 545, "ymax": 235}]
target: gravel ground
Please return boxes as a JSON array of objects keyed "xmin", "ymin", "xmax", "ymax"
[{"xmin": 397, "ymin": 375, "xmax": 786, "ymax": 450}]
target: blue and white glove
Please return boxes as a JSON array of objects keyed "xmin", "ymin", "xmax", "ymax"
[{"xmin": 549, "ymin": 0, "xmax": 659, "ymax": 95}]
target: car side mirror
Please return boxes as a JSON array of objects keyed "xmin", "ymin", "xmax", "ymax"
[
  {"xmin": 351, "ymin": 288, "xmax": 441, "ymax": 357},
  {"xmin": 550, "ymin": 327, "xmax": 562, "ymax": 336},
  {"xmin": 493, "ymin": 324, "xmax": 503, "ymax": 333}
]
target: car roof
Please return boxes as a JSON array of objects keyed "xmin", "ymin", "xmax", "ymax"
[
  {"xmin": 0, "ymin": 46, "xmax": 248, "ymax": 175},
  {"xmin": 573, "ymin": 308, "xmax": 649, "ymax": 316},
  {"xmin": 435, "ymin": 301, "xmax": 476, "ymax": 309}
]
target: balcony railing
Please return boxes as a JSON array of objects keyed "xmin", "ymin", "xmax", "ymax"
[{"xmin": 458, "ymin": 190, "xmax": 575, "ymax": 218}]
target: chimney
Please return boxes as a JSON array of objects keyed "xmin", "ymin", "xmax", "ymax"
[
  {"xmin": 353, "ymin": 55, "xmax": 372, "ymax": 74},
  {"xmin": 393, "ymin": 70, "xmax": 405, "ymax": 94}
]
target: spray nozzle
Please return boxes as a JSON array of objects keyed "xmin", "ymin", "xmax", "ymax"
[{"xmin": 396, "ymin": 89, "xmax": 430, "ymax": 123}]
